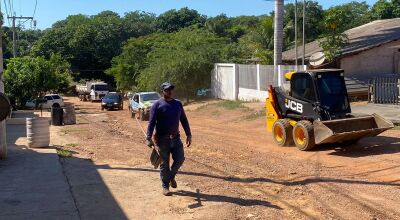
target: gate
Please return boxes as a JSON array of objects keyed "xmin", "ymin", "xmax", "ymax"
[
  {"xmin": 368, "ymin": 77, "xmax": 400, "ymax": 104},
  {"xmin": 212, "ymin": 64, "xmax": 236, "ymax": 100}
]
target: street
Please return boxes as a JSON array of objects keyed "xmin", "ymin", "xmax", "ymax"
[{"xmin": 51, "ymin": 97, "xmax": 400, "ymax": 220}]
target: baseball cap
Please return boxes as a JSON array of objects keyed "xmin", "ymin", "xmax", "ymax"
[{"xmin": 160, "ymin": 82, "xmax": 175, "ymax": 91}]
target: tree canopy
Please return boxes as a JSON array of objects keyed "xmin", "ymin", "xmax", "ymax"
[
  {"xmin": 107, "ymin": 28, "xmax": 226, "ymax": 101},
  {"xmin": 2, "ymin": 1, "xmax": 398, "ymax": 101},
  {"xmin": 4, "ymin": 54, "xmax": 72, "ymax": 104}
]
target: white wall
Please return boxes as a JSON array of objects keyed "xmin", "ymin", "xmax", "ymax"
[
  {"xmin": 212, "ymin": 64, "xmax": 306, "ymax": 102},
  {"xmin": 211, "ymin": 63, "xmax": 237, "ymax": 100},
  {"xmin": 238, "ymin": 88, "xmax": 269, "ymax": 102}
]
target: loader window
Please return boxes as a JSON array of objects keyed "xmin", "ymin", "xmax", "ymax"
[
  {"xmin": 317, "ymin": 73, "xmax": 349, "ymax": 112},
  {"xmin": 291, "ymin": 75, "xmax": 316, "ymax": 102}
]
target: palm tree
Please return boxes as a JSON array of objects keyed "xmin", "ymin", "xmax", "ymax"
[{"xmin": 274, "ymin": 0, "xmax": 284, "ymax": 76}]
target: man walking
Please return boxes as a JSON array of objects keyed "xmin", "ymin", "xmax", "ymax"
[{"xmin": 146, "ymin": 82, "xmax": 192, "ymax": 196}]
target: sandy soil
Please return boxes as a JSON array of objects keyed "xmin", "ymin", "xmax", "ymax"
[{"xmin": 54, "ymin": 97, "xmax": 400, "ymax": 220}]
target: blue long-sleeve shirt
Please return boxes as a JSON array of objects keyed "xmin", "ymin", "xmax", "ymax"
[{"xmin": 146, "ymin": 98, "xmax": 191, "ymax": 139}]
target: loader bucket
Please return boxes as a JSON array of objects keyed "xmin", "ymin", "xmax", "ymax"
[{"xmin": 313, "ymin": 114, "xmax": 394, "ymax": 145}]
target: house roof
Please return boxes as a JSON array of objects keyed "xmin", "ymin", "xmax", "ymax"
[{"xmin": 282, "ymin": 18, "xmax": 400, "ymax": 61}]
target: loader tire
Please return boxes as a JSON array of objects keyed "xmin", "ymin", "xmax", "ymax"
[
  {"xmin": 272, "ymin": 119, "xmax": 293, "ymax": 146},
  {"xmin": 293, "ymin": 120, "xmax": 315, "ymax": 151}
]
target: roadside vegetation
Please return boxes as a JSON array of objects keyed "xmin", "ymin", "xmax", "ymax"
[
  {"xmin": 217, "ymin": 100, "xmax": 248, "ymax": 110},
  {"xmin": 56, "ymin": 149, "xmax": 73, "ymax": 157},
  {"xmin": 2, "ymin": 1, "xmax": 399, "ymax": 104}
]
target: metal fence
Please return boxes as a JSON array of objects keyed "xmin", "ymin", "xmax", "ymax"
[{"xmin": 368, "ymin": 77, "xmax": 400, "ymax": 104}]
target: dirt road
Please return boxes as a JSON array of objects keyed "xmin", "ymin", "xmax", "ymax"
[{"xmin": 54, "ymin": 97, "xmax": 400, "ymax": 220}]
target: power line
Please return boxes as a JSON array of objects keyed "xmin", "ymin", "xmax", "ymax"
[
  {"xmin": 9, "ymin": 0, "xmax": 13, "ymax": 15},
  {"xmin": 7, "ymin": 0, "xmax": 12, "ymax": 16},
  {"xmin": 32, "ymin": 0, "xmax": 37, "ymax": 18},
  {"xmin": 3, "ymin": 0, "xmax": 11, "ymax": 26}
]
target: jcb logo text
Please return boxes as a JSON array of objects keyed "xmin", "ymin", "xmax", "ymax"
[{"xmin": 285, "ymin": 100, "xmax": 303, "ymax": 113}]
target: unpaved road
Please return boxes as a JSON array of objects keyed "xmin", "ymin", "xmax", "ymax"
[{"xmin": 54, "ymin": 97, "xmax": 400, "ymax": 220}]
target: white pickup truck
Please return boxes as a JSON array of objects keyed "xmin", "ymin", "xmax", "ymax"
[
  {"xmin": 76, "ymin": 81, "xmax": 109, "ymax": 101},
  {"xmin": 128, "ymin": 92, "xmax": 161, "ymax": 121}
]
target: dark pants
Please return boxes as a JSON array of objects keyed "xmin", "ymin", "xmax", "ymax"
[{"xmin": 157, "ymin": 136, "xmax": 185, "ymax": 189}]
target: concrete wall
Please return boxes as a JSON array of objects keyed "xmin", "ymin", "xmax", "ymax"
[
  {"xmin": 212, "ymin": 64, "xmax": 305, "ymax": 102},
  {"xmin": 341, "ymin": 41, "xmax": 400, "ymax": 78}
]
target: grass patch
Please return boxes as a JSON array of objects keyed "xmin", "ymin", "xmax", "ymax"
[
  {"xmin": 195, "ymin": 103, "xmax": 212, "ymax": 111},
  {"xmin": 65, "ymin": 143, "xmax": 78, "ymax": 148},
  {"xmin": 57, "ymin": 149, "xmax": 73, "ymax": 157},
  {"xmin": 243, "ymin": 109, "xmax": 266, "ymax": 120},
  {"xmin": 393, "ymin": 123, "xmax": 400, "ymax": 130},
  {"xmin": 217, "ymin": 100, "xmax": 247, "ymax": 110},
  {"xmin": 61, "ymin": 128, "xmax": 89, "ymax": 135}
]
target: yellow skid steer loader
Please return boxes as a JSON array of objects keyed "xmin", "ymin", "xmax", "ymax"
[{"xmin": 266, "ymin": 69, "xmax": 394, "ymax": 151}]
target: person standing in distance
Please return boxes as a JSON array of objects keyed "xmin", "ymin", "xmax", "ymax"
[{"xmin": 146, "ymin": 82, "xmax": 192, "ymax": 196}]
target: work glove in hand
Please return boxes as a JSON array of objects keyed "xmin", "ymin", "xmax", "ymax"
[
  {"xmin": 146, "ymin": 138, "xmax": 154, "ymax": 148},
  {"xmin": 186, "ymin": 135, "xmax": 192, "ymax": 147}
]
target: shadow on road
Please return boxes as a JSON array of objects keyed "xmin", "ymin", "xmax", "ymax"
[
  {"xmin": 174, "ymin": 189, "xmax": 282, "ymax": 209},
  {"xmin": 95, "ymin": 165, "xmax": 400, "ymax": 189},
  {"xmin": 324, "ymin": 136, "xmax": 400, "ymax": 158},
  {"xmin": 59, "ymin": 157, "xmax": 129, "ymax": 220},
  {"xmin": 3, "ymin": 124, "xmax": 128, "ymax": 220}
]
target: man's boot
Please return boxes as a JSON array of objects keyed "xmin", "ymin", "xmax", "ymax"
[
  {"xmin": 170, "ymin": 178, "xmax": 177, "ymax": 188},
  {"xmin": 163, "ymin": 188, "xmax": 172, "ymax": 196}
]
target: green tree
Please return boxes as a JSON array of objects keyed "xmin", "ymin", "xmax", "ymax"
[
  {"xmin": 326, "ymin": 1, "xmax": 371, "ymax": 31},
  {"xmin": 156, "ymin": 7, "xmax": 207, "ymax": 33},
  {"xmin": 138, "ymin": 28, "xmax": 226, "ymax": 102},
  {"xmin": 230, "ymin": 16, "xmax": 274, "ymax": 64},
  {"xmin": 4, "ymin": 54, "xmax": 72, "ymax": 105},
  {"xmin": 370, "ymin": 0, "xmax": 400, "ymax": 19},
  {"xmin": 227, "ymin": 15, "xmax": 260, "ymax": 41},
  {"xmin": 31, "ymin": 12, "xmax": 124, "ymax": 81},
  {"xmin": 122, "ymin": 11, "xmax": 157, "ymax": 38},
  {"xmin": 106, "ymin": 33, "xmax": 170, "ymax": 91},
  {"xmin": 318, "ymin": 8, "xmax": 348, "ymax": 61},
  {"xmin": 205, "ymin": 14, "xmax": 232, "ymax": 38}
]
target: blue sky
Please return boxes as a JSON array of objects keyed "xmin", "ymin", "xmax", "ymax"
[{"xmin": 2, "ymin": 0, "xmax": 377, "ymax": 30}]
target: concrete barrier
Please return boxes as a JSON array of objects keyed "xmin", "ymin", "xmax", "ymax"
[
  {"xmin": 63, "ymin": 105, "xmax": 76, "ymax": 125},
  {"xmin": 26, "ymin": 118, "xmax": 50, "ymax": 148}
]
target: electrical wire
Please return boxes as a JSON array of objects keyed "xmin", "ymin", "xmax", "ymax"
[
  {"xmin": 3, "ymin": 0, "xmax": 11, "ymax": 26},
  {"xmin": 9, "ymin": 0, "xmax": 13, "ymax": 16},
  {"xmin": 32, "ymin": 0, "xmax": 37, "ymax": 18}
]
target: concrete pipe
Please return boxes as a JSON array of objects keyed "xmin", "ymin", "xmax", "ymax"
[
  {"xmin": 26, "ymin": 118, "xmax": 50, "ymax": 148},
  {"xmin": 63, "ymin": 105, "xmax": 76, "ymax": 125}
]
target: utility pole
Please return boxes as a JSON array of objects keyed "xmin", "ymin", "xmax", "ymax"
[
  {"xmin": 0, "ymin": 14, "xmax": 7, "ymax": 159},
  {"xmin": 294, "ymin": 0, "xmax": 298, "ymax": 68},
  {"xmin": 302, "ymin": 0, "xmax": 306, "ymax": 66},
  {"xmin": 8, "ymin": 16, "xmax": 33, "ymax": 58},
  {"xmin": 274, "ymin": 0, "xmax": 284, "ymax": 77}
]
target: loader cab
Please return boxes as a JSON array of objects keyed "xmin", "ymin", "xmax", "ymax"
[
  {"xmin": 290, "ymin": 73, "xmax": 317, "ymax": 102},
  {"xmin": 315, "ymin": 71, "xmax": 350, "ymax": 114},
  {"xmin": 289, "ymin": 70, "xmax": 351, "ymax": 118}
]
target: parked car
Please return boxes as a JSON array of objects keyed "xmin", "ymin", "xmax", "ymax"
[
  {"xmin": 101, "ymin": 92, "xmax": 123, "ymax": 110},
  {"xmin": 128, "ymin": 92, "xmax": 160, "ymax": 120},
  {"xmin": 26, "ymin": 94, "xmax": 65, "ymax": 109}
]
